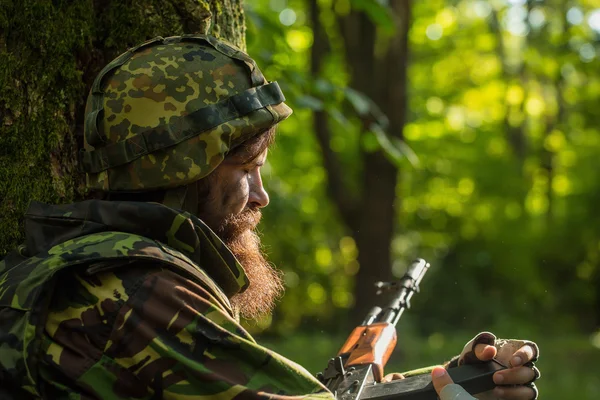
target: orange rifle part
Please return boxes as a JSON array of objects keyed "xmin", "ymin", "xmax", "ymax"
[{"xmin": 337, "ymin": 322, "xmax": 398, "ymax": 382}]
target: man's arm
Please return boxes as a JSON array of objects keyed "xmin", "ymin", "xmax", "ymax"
[{"xmin": 41, "ymin": 264, "xmax": 332, "ymax": 399}]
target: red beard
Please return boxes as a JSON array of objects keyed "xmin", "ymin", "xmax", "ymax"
[{"xmin": 213, "ymin": 208, "xmax": 284, "ymax": 320}]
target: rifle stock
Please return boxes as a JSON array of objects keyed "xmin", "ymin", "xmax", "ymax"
[{"xmin": 317, "ymin": 259, "xmax": 506, "ymax": 400}]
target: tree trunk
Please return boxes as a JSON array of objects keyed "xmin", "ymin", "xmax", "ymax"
[
  {"xmin": 353, "ymin": 0, "xmax": 412, "ymax": 322},
  {"xmin": 0, "ymin": 0, "xmax": 245, "ymax": 256},
  {"xmin": 310, "ymin": 0, "xmax": 412, "ymax": 323}
]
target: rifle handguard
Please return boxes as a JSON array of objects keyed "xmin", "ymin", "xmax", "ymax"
[{"xmin": 338, "ymin": 322, "xmax": 397, "ymax": 382}]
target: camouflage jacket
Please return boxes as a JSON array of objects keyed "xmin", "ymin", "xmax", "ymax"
[{"xmin": 0, "ymin": 200, "xmax": 333, "ymax": 400}]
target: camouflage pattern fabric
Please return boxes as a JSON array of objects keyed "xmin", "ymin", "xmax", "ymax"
[
  {"xmin": 80, "ymin": 35, "xmax": 292, "ymax": 192},
  {"xmin": 0, "ymin": 201, "xmax": 332, "ymax": 399}
]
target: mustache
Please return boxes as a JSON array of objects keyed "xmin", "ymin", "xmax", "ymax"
[{"xmin": 216, "ymin": 207, "xmax": 262, "ymax": 241}]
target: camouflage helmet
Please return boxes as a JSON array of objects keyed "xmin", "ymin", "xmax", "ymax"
[{"xmin": 80, "ymin": 34, "xmax": 291, "ymax": 193}]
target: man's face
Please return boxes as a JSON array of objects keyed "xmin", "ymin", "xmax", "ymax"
[
  {"xmin": 196, "ymin": 147, "xmax": 284, "ymax": 320},
  {"xmin": 199, "ymin": 148, "xmax": 270, "ymax": 230}
]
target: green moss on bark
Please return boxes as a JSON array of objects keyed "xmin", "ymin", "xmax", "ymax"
[{"xmin": 0, "ymin": 0, "xmax": 245, "ymax": 256}]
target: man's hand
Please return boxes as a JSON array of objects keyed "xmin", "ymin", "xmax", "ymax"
[
  {"xmin": 431, "ymin": 366, "xmax": 476, "ymax": 400},
  {"xmin": 472, "ymin": 342, "xmax": 539, "ymax": 399},
  {"xmin": 455, "ymin": 333, "xmax": 540, "ymax": 400}
]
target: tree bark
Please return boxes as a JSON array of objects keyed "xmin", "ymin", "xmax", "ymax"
[{"xmin": 0, "ymin": 0, "xmax": 245, "ymax": 256}]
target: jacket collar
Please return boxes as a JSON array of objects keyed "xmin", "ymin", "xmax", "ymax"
[{"xmin": 24, "ymin": 200, "xmax": 249, "ymax": 297}]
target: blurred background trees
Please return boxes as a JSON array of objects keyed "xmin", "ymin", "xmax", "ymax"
[
  {"xmin": 247, "ymin": 0, "xmax": 600, "ymax": 335},
  {"xmin": 1, "ymin": 0, "xmax": 599, "ymax": 398}
]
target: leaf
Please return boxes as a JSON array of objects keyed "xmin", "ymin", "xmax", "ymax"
[
  {"xmin": 296, "ymin": 95, "xmax": 324, "ymax": 111},
  {"xmin": 370, "ymin": 123, "xmax": 420, "ymax": 168},
  {"xmin": 344, "ymin": 87, "xmax": 389, "ymax": 128},
  {"xmin": 344, "ymin": 87, "xmax": 371, "ymax": 116}
]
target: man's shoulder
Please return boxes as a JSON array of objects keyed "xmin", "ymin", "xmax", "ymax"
[{"xmin": 1, "ymin": 230, "xmax": 232, "ymax": 316}]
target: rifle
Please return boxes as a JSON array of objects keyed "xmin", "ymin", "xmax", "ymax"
[{"xmin": 317, "ymin": 258, "xmax": 506, "ymax": 400}]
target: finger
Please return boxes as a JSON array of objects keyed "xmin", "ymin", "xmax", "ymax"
[
  {"xmin": 493, "ymin": 385, "xmax": 537, "ymax": 399},
  {"xmin": 474, "ymin": 343, "xmax": 497, "ymax": 361},
  {"xmin": 431, "ymin": 367, "xmax": 454, "ymax": 395},
  {"xmin": 493, "ymin": 366, "xmax": 536, "ymax": 385},
  {"xmin": 432, "ymin": 369, "xmax": 477, "ymax": 400},
  {"xmin": 381, "ymin": 373, "xmax": 404, "ymax": 382},
  {"xmin": 510, "ymin": 344, "xmax": 536, "ymax": 367}
]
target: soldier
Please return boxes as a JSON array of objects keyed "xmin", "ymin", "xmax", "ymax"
[{"xmin": 0, "ymin": 35, "xmax": 539, "ymax": 399}]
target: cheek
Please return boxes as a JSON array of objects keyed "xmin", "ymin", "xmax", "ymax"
[{"xmin": 224, "ymin": 176, "xmax": 250, "ymax": 213}]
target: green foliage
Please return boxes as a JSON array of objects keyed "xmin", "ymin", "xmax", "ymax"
[{"xmin": 244, "ymin": 0, "xmax": 600, "ymax": 340}]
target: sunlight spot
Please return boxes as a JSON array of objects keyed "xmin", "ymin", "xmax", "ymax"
[
  {"xmin": 339, "ymin": 236, "xmax": 358, "ymax": 261},
  {"xmin": 426, "ymin": 24, "xmax": 443, "ymax": 41},
  {"xmin": 286, "ymin": 29, "xmax": 313, "ymax": 52},
  {"xmin": 446, "ymin": 200, "xmax": 463, "ymax": 217},
  {"xmin": 446, "ymin": 106, "xmax": 465, "ymax": 131},
  {"xmin": 458, "ymin": 178, "xmax": 475, "ymax": 197},
  {"xmin": 426, "ymin": 97, "xmax": 444, "ymax": 115},
  {"xmin": 315, "ymin": 246, "xmax": 333, "ymax": 268},
  {"xmin": 507, "ymin": 5, "xmax": 528, "ymax": 21},
  {"xmin": 507, "ymin": 20, "xmax": 530, "ymax": 36},
  {"xmin": 301, "ymin": 197, "xmax": 318, "ymax": 215},
  {"xmin": 529, "ymin": 8, "xmax": 546, "ymax": 29},
  {"xmin": 567, "ymin": 7, "xmax": 584, "ymax": 25},
  {"xmin": 279, "ymin": 8, "xmax": 297, "ymax": 26},
  {"xmin": 525, "ymin": 192, "xmax": 549, "ymax": 215},
  {"xmin": 307, "ymin": 283, "xmax": 326, "ymax": 305},
  {"xmin": 544, "ymin": 130, "xmax": 566, "ymax": 152},
  {"xmin": 558, "ymin": 150, "xmax": 577, "ymax": 167},
  {"xmin": 552, "ymin": 175, "xmax": 572, "ymax": 196},
  {"xmin": 332, "ymin": 289, "xmax": 352, "ymax": 308},
  {"xmin": 474, "ymin": 204, "xmax": 492, "ymax": 222},
  {"xmin": 404, "ymin": 123, "xmax": 422, "ymax": 141},
  {"xmin": 579, "ymin": 43, "xmax": 596, "ymax": 63},
  {"xmin": 427, "ymin": 121, "xmax": 446, "ymax": 138},
  {"xmin": 506, "ymin": 85, "xmax": 525, "ymax": 105},
  {"xmin": 588, "ymin": 9, "xmax": 600, "ymax": 32},
  {"xmin": 473, "ymin": 1, "xmax": 492, "ymax": 18},
  {"xmin": 525, "ymin": 97, "xmax": 545, "ymax": 117},
  {"xmin": 436, "ymin": 8, "xmax": 457, "ymax": 29}
]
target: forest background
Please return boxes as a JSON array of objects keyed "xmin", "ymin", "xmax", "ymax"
[{"xmin": 1, "ymin": 0, "xmax": 599, "ymax": 398}]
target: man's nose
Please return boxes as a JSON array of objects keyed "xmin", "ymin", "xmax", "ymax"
[{"xmin": 248, "ymin": 174, "xmax": 270, "ymax": 208}]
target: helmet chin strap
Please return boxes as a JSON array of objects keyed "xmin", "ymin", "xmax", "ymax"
[{"xmin": 162, "ymin": 183, "xmax": 198, "ymax": 216}]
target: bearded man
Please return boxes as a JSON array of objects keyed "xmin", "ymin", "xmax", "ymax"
[{"xmin": 0, "ymin": 35, "xmax": 540, "ymax": 400}]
